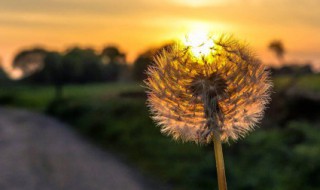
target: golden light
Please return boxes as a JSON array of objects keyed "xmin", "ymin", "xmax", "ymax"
[
  {"xmin": 183, "ymin": 30, "xmax": 215, "ymax": 58},
  {"xmin": 171, "ymin": 0, "xmax": 226, "ymax": 7}
]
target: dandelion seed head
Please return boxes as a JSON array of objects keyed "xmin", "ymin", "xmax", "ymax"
[{"xmin": 145, "ymin": 34, "xmax": 272, "ymax": 144}]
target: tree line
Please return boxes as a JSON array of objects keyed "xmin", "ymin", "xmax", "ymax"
[
  {"xmin": 0, "ymin": 40, "xmax": 315, "ymax": 99},
  {"xmin": 5, "ymin": 44, "xmax": 172, "ymax": 98}
]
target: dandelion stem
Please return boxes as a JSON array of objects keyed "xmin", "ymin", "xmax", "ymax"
[{"xmin": 213, "ymin": 132, "xmax": 227, "ymax": 190}]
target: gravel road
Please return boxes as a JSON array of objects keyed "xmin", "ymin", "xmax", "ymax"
[{"xmin": 0, "ymin": 107, "xmax": 162, "ymax": 190}]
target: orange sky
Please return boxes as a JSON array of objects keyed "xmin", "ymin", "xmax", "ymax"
[{"xmin": 1, "ymin": 0, "xmax": 320, "ymax": 76}]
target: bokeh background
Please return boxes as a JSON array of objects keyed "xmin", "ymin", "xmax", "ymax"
[{"xmin": 0, "ymin": 0, "xmax": 319, "ymax": 189}]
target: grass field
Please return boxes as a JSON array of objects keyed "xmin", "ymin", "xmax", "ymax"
[
  {"xmin": 0, "ymin": 75, "xmax": 320, "ymax": 189},
  {"xmin": 1, "ymin": 74, "xmax": 319, "ymax": 111},
  {"xmin": 0, "ymin": 82, "xmax": 142, "ymax": 111},
  {"xmin": 274, "ymin": 74, "xmax": 320, "ymax": 92}
]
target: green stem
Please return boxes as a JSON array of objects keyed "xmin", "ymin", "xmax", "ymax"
[{"xmin": 213, "ymin": 132, "xmax": 227, "ymax": 190}]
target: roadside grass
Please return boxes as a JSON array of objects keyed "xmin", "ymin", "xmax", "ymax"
[
  {"xmin": 0, "ymin": 85, "xmax": 54, "ymax": 111},
  {"xmin": 297, "ymin": 74, "xmax": 320, "ymax": 92},
  {"xmin": 273, "ymin": 74, "xmax": 320, "ymax": 92},
  {"xmin": 0, "ymin": 82, "xmax": 142, "ymax": 111},
  {"xmin": 1, "ymin": 74, "xmax": 318, "ymax": 111}
]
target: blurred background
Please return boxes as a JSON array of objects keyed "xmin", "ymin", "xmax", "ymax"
[{"xmin": 0, "ymin": 0, "xmax": 319, "ymax": 189}]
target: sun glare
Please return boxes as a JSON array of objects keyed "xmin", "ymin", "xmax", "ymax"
[{"xmin": 183, "ymin": 30, "xmax": 215, "ymax": 58}]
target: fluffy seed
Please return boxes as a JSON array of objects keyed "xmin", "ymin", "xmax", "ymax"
[{"xmin": 145, "ymin": 34, "xmax": 272, "ymax": 144}]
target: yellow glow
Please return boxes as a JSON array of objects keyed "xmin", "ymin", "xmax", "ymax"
[
  {"xmin": 171, "ymin": 0, "xmax": 227, "ymax": 7},
  {"xmin": 183, "ymin": 30, "xmax": 215, "ymax": 58}
]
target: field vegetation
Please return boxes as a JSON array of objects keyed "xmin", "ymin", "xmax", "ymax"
[{"xmin": 1, "ymin": 74, "xmax": 319, "ymax": 189}]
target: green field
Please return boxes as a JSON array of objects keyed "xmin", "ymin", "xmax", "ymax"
[
  {"xmin": 274, "ymin": 74, "xmax": 320, "ymax": 92},
  {"xmin": 0, "ymin": 75, "xmax": 320, "ymax": 189},
  {"xmin": 0, "ymin": 82, "xmax": 142, "ymax": 111}
]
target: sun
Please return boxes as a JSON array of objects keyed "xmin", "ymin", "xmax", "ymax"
[{"xmin": 183, "ymin": 30, "xmax": 215, "ymax": 58}]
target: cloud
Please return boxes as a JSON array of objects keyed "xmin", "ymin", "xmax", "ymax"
[
  {"xmin": 1, "ymin": 0, "xmax": 319, "ymax": 29},
  {"xmin": 169, "ymin": 0, "xmax": 234, "ymax": 7},
  {"xmin": 0, "ymin": 0, "xmax": 156, "ymax": 16}
]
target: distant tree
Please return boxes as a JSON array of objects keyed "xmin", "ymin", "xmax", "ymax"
[
  {"xmin": 0, "ymin": 65, "xmax": 10, "ymax": 84},
  {"xmin": 62, "ymin": 47, "xmax": 102, "ymax": 83},
  {"xmin": 101, "ymin": 46, "xmax": 126, "ymax": 64},
  {"xmin": 268, "ymin": 40, "xmax": 285, "ymax": 63},
  {"xmin": 133, "ymin": 43, "xmax": 173, "ymax": 81},
  {"xmin": 16, "ymin": 46, "xmax": 128, "ymax": 87},
  {"xmin": 21, "ymin": 52, "xmax": 64, "ymax": 99},
  {"xmin": 44, "ymin": 52, "xmax": 64, "ymax": 99},
  {"xmin": 270, "ymin": 64, "xmax": 313, "ymax": 76},
  {"xmin": 13, "ymin": 48, "xmax": 47, "ymax": 77},
  {"xmin": 100, "ymin": 46, "xmax": 126, "ymax": 81}
]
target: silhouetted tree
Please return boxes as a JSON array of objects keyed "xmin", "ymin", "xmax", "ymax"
[
  {"xmin": 133, "ymin": 55, "xmax": 150, "ymax": 81},
  {"xmin": 269, "ymin": 40, "xmax": 285, "ymax": 63},
  {"xmin": 15, "ymin": 46, "xmax": 128, "ymax": 86},
  {"xmin": 270, "ymin": 64, "xmax": 313, "ymax": 76},
  {"xmin": 101, "ymin": 46, "xmax": 125, "ymax": 64},
  {"xmin": 100, "ymin": 46, "xmax": 126, "ymax": 81},
  {"xmin": 45, "ymin": 52, "xmax": 64, "ymax": 99},
  {"xmin": 133, "ymin": 43, "xmax": 173, "ymax": 81},
  {"xmin": 0, "ymin": 65, "xmax": 10, "ymax": 84},
  {"xmin": 21, "ymin": 52, "xmax": 64, "ymax": 98},
  {"xmin": 13, "ymin": 48, "xmax": 47, "ymax": 77},
  {"xmin": 62, "ymin": 47, "xmax": 102, "ymax": 83}
]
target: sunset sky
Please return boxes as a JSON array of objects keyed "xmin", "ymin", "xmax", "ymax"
[{"xmin": 1, "ymin": 0, "xmax": 320, "ymax": 76}]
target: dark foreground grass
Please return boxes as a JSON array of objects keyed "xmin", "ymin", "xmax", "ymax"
[
  {"xmin": 46, "ymin": 96, "xmax": 320, "ymax": 190},
  {"xmin": 1, "ymin": 77, "xmax": 320, "ymax": 189},
  {"xmin": 47, "ymin": 97, "xmax": 217, "ymax": 189}
]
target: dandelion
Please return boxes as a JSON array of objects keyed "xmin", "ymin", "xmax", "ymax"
[{"xmin": 145, "ymin": 33, "xmax": 272, "ymax": 190}]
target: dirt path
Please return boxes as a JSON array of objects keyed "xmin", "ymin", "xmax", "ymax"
[{"xmin": 0, "ymin": 107, "xmax": 162, "ymax": 190}]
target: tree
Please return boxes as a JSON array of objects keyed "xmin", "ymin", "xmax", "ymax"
[
  {"xmin": 100, "ymin": 46, "xmax": 126, "ymax": 81},
  {"xmin": 268, "ymin": 40, "xmax": 285, "ymax": 63},
  {"xmin": 101, "ymin": 46, "xmax": 126, "ymax": 64},
  {"xmin": 62, "ymin": 47, "xmax": 103, "ymax": 83},
  {"xmin": 133, "ymin": 42, "xmax": 173, "ymax": 81},
  {"xmin": 44, "ymin": 52, "xmax": 64, "ymax": 99},
  {"xmin": 0, "ymin": 65, "xmax": 10, "ymax": 85},
  {"xmin": 21, "ymin": 51, "xmax": 64, "ymax": 99},
  {"xmin": 13, "ymin": 48, "xmax": 47, "ymax": 77}
]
